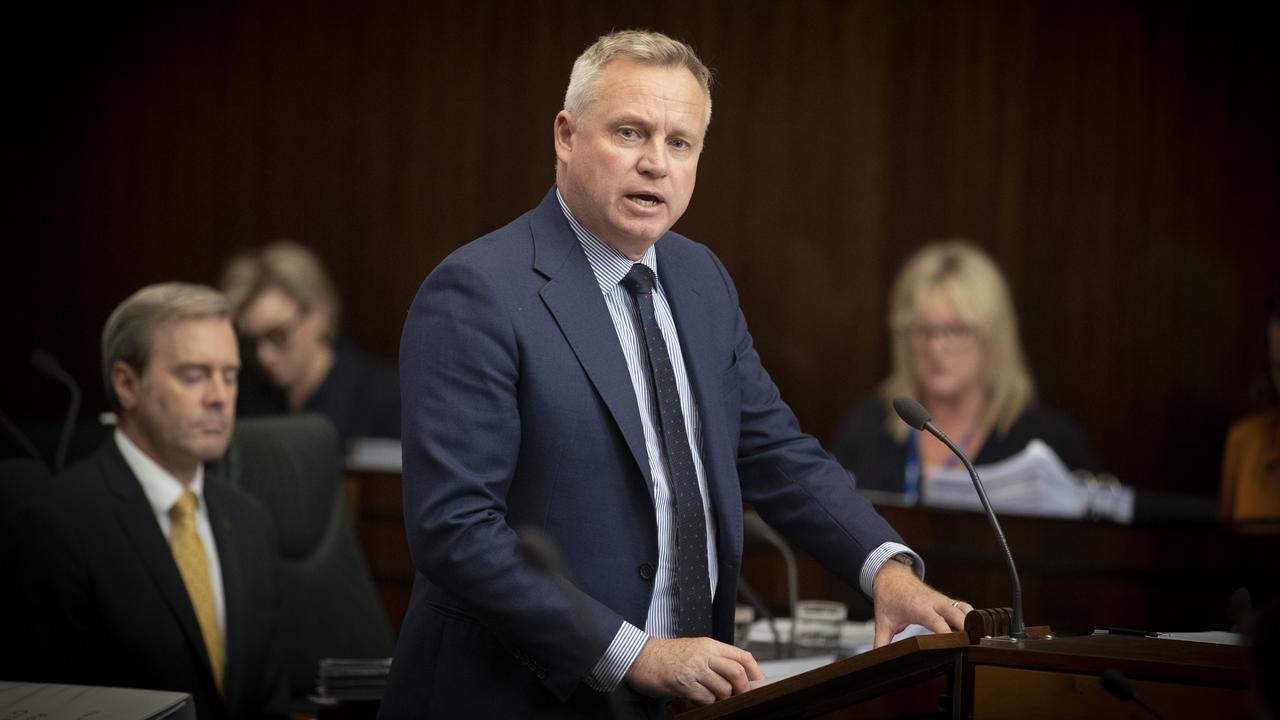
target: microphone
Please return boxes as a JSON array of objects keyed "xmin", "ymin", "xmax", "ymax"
[
  {"xmin": 735, "ymin": 577, "xmax": 785, "ymax": 660},
  {"xmin": 516, "ymin": 527, "xmax": 626, "ymax": 720},
  {"xmin": 1100, "ymin": 668, "xmax": 1164, "ymax": 719},
  {"xmin": 891, "ymin": 397, "xmax": 1026, "ymax": 639},
  {"xmin": 743, "ymin": 509, "xmax": 798, "ymax": 656},
  {"xmin": 31, "ymin": 350, "xmax": 81, "ymax": 473},
  {"xmin": 0, "ymin": 408, "xmax": 48, "ymax": 472},
  {"xmin": 1228, "ymin": 587, "xmax": 1252, "ymax": 633}
]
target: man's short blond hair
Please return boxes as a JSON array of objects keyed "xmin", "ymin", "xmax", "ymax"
[
  {"xmin": 101, "ymin": 282, "xmax": 231, "ymax": 410},
  {"xmin": 564, "ymin": 29, "xmax": 713, "ymax": 128}
]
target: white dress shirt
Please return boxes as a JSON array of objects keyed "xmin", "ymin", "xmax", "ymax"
[
  {"xmin": 555, "ymin": 191, "xmax": 922, "ymax": 691},
  {"xmin": 115, "ymin": 429, "xmax": 227, "ymax": 649}
]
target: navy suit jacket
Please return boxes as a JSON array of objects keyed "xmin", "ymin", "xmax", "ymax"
[
  {"xmin": 384, "ymin": 189, "xmax": 904, "ymax": 717},
  {"xmin": 1, "ymin": 440, "xmax": 289, "ymax": 720}
]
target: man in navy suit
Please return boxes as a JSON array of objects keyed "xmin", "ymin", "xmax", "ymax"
[
  {"xmin": 2, "ymin": 283, "xmax": 288, "ymax": 720},
  {"xmin": 385, "ymin": 30, "xmax": 972, "ymax": 718}
]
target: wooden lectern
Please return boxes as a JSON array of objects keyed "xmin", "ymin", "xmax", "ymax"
[{"xmin": 676, "ymin": 609, "xmax": 1253, "ymax": 719}]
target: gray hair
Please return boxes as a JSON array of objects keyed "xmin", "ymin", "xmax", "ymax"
[
  {"xmin": 102, "ymin": 282, "xmax": 231, "ymax": 410},
  {"xmin": 564, "ymin": 29, "xmax": 713, "ymax": 128}
]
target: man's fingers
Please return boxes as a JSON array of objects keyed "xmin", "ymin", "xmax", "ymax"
[
  {"xmin": 696, "ymin": 665, "xmax": 734, "ymax": 702},
  {"xmin": 686, "ymin": 683, "xmax": 717, "ymax": 706},
  {"xmin": 936, "ymin": 598, "xmax": 971, "ymax": 630},
  {"xmin": 873, "ymin": 617, "xmax": 895, "ymax": 648},
  {"xmin": 725, "ymin": 644, "xmax": 764, "ymax": 681},
  {"xmin": 707, "ymin": 655, "xmax": 750, "ymax": 696},
  {"xmin": 922, "ymin": 614, "xmax": 952, "ymax": 636}
]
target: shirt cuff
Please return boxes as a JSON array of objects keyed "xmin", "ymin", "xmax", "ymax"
[
  {"xmin": 585, "ymin": 621, "xmax": 649, "ymax": 692},
  {"xmin": 859, "ymin": 541, "xmax": 925, "ymax": 596}
]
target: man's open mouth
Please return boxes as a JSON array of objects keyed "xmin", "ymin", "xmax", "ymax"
[{"xmin": 626, "ymin": 193, "xmax": 662, "ymax": 207}]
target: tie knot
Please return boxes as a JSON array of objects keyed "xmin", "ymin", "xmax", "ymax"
[
  {"xmin": 621, "ymin": 264, "xmax": 656, "ymax": 296},
  {"xmin": 172, "ymin": 490, "xmax": 198, "ymax": 521}
]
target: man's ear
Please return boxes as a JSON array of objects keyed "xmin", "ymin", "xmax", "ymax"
[
  {"xmin": 553, "ymin": 111, "xmax": 576, "ymax": 165},
  {"xmin": 111, "ymin": 360, "xmax": 142, "ymax": 412}
]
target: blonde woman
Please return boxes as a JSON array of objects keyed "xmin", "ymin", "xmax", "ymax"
[
  {"xmin": 222, "ymin": 240, "xmax": 400, "ymax": 442},
  {"xmin": 831, "ymin": 241, "xmax": 1098, "ymax": 499}
]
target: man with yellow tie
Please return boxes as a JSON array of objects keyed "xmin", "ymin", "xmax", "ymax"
[{"xmin": 2, "ymin": 283, "xmax": 289, "ymax": 720}]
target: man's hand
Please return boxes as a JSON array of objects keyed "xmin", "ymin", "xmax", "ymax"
[
  {"xmin": 871, "ymin": 559, "xmax": 972, "ymax": 648},
  {"xmin": 625, "ymin": 637, "xmax": 764, "ymax": 705}
]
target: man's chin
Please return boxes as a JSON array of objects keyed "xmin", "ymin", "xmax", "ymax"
[{"xmin": 193, "ymin": 437, "xmax": 231, "ymax": 462}]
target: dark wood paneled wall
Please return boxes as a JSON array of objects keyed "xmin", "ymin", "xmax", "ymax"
[{"xmin": 7, "ymin": 1, "xmax": 1277, "ymax": 495}]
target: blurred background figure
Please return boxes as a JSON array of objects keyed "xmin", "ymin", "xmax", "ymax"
[
  {"xmin": 830, "ymin": 240, "xmax": 1099, "ymax": 499},
  {"xmin": 222, "ymin": 240, "xmax": 400, "ymax": 444},
  {"xmin": 1219, "ymin": 287, "xmax": 1280, "ymax": 521}
]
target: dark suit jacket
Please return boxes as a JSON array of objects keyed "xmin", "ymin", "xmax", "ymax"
[
  {"xmin": 238, "ymin": 341, "xmax": 401, "ymax": 444},
  {"xmin": 1, "ymin": 439, "xmax": 289, "ymax": 720},
  {"xmin": 383, "ymin": 189, "xmax": 905, "ymax": 718}
]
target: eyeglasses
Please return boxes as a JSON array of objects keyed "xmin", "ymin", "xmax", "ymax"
[
  {"xmin": 239, "ymin": 314, "xmax": 305, "ymax": 352},
  {"xmin": 901, "ymin": 323, "xmax": 977, "ymax": 350}
]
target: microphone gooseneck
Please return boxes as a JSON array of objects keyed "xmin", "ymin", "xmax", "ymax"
[
  {"xmin": 743, "ymin": 509, "xmax": 798, "ymax": 655},
  {"xmin": 892, "ymin": 396, "xmax": 1026, "ymax": 639},
  {"xmin": 31, "ymin": 350, "xmax": 82, "ymax": 473},
  {"xmin": 516, "ymin": 527, "xmax": 627, "ymax": 720}
]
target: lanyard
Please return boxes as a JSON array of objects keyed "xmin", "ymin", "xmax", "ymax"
[{"xmin": 904, "ymin": 422, "xmax": 979, "ymax": 504}]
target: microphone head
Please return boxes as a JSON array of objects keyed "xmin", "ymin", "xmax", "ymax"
[
  {"xmin": 892, "ymin": 397, "xmax": 932, "ymax": 431},
  {"xmin": 30, "ymin": 349, "xmax": 63, "ymax": 375},
  {"xmin": 516, "ymin": 526, "xmax": 565, "ymax": 575},
  {"xmin": 1100, "ymin": 668, "xmax": 1135, "ymax": 701}
]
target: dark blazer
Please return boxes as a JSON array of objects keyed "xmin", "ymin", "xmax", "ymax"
[
  {"xmin": 830, "ymin": 398, "xmax": 1101, "ymax": 494},
  {"xmin": 1, "ymin": 439, "xmax": 289, "ymax": 720},
  {"xmin": 384, "ymin": 189, "xmax": 905, "ymax": 718},
  {"xmin": 238, "ymin": 341, "xmax": 401, "ymax": 444}
]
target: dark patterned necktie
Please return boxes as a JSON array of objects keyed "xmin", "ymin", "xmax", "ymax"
[{"xmin": 621, "ymin": 263, "xmax": 712, "ymax": 638}]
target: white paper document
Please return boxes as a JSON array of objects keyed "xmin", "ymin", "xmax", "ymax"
[{"xmin": 923, "ymin": 439, "xmax": 1134, "ymax": 522}]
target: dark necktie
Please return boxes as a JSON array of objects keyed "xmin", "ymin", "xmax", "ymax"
[{"xmin": 621, "ymin": 263, "xmax": 712, "ymax": 638}]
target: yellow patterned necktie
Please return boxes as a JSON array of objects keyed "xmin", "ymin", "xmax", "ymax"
[{"xmin": 170, "ymin": 490, "xmax": 225, "ymax": 697}]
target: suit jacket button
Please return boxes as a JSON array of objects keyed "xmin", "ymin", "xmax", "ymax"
[{"xmin": 638, "ymin": 563, "xmax": 654, "ymax": 581}]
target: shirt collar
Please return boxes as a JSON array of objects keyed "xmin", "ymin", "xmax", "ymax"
[
  {"xmin": 115, "ymin": 428, "xmax": 206, "ymax": 516},
  {"xmin": 555, "ymin": 187, "xmax": 658, "ymax": 295}
]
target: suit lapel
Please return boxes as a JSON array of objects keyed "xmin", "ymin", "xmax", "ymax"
[
  {"xmin": 531, "ymin": 192, "xmax": 654, "ymax": 489},
  {"xmin": 205, "ymin": 477, "xmax": 242, "ymax": 712},
  {"xmin": 656, "ymin": 242, "xmax": 743, "ymax": 558},
  {"xmin": 100, "ymin": 444, "xmax": 218, "ymax": 690}
]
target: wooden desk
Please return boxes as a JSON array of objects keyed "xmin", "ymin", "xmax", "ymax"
[
  {"xmin": 343, "ymin": 470, "xmax": 1279, "ymax": 636},
  {"xmin": 743, "ymin": 504, "xmax": 1280, "ymax": 634}
]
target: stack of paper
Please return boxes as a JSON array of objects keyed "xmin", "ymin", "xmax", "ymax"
[
  {"xmin": 344, "ymin": 438, "xmax": 402, "ymax": 472},
  {"xmin": 923, "ymin": 440, "xmax": 1134, "ymax": 523},
  {"xmin": 314, "ymin": 657, "xmax": 392, "ymax": 703}
]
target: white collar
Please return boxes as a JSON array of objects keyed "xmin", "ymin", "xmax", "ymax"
[{"xmin": 114, "ymin": 428, "xmax": 206, "ymax": 517}]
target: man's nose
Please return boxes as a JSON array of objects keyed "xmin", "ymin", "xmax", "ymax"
[
  {"xmin": 205, "ymin": 375, "xmax": 231, "ymax": 405},
  {"xmin": 636, "ymin": 140, "xmax": 669, "ymax": 178}
]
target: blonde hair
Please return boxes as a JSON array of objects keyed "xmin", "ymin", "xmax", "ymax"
[
  {"xmin": 564, "ymin": 29, "xmax": 713, "ymax": 128},
  {"xmin": 221, "ymin": 240, "xmax": 339, "ymax": 339},
  {"xmin": 879, "ymin": 241, "xmax": 1035, "ymax": 441},
  {"xmin": 102, "ymin": 282, "xmax": 231, "ymax": 410}
]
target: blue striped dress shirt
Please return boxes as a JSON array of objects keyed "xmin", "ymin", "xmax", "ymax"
[{"xmin": 555, "ymin": 191, "xmax": 923, "ymax": 692}]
